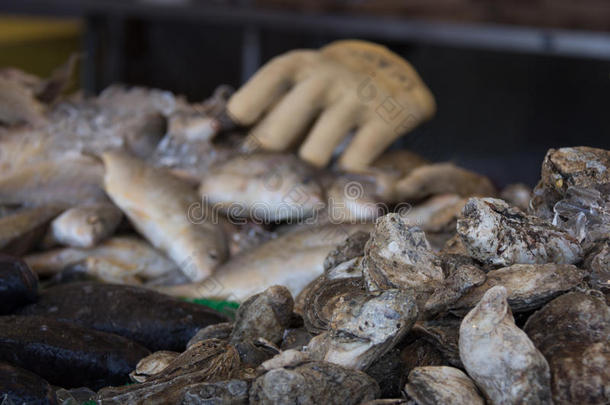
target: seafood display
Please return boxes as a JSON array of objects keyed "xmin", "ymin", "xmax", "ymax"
[{"xmin": 0, "ymin": 61, "xmax": 608, "ymax": 404}]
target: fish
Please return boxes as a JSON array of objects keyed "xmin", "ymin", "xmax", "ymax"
[
  {"xmin": 160, "ymin": 223, "xmax": 373, "ymax": 301},
  {"xmin": 198, "ymin": 152, "xmax": 324, "ymax": 222},
  {"xmin": 0, "ymin": 77, "xmax": 46, "ymax": 126},
  {"xmin": 0, "ymin": 152, "xmax": 106, "ymax": 207},
  {"xmin": 0, "ymin": 315, "xmax": 150, "ymax": 390},
  {"xmin": 0, "ymin": 205, "xmax": 62, "ymax": 255},
  {"xmin": 24, "ymin": 236, "xmax": 178, "ymax": 280},
  {"xmin": 102, "ymin": 151, "xmax": 228, "ymax": 281},
  {"xmin": 0, "ymin": 255, "xmax": 38, "ymax": 315},
  {"xmin": 16, "ymin": 282, "xmax": 230, "ymax": 352},
  {"xmin": 48, "ymin": 202, "xmax": 123, "ymax": 248},
  {"xmin": 395, "ymin": 162, "xmax": 496, "ymax": 201}
]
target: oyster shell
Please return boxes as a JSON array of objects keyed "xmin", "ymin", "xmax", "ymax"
[
  {"xmin": 530, "ymin": 146, "xmax": 610, "ymax": 220},
  {"xmin": 457, "ymin": 197, "xmax": 582, "ymax": 266},
  {"xmin": 540, "ymin": 146, "xmax": 610, "ymax": 194},
  {"xmin": 583, "ymin": 241, "xmax": 610, "ymax": 299},
  {"xmin": 302, "ymin": 275, "xmax": 366, "ymax": 335},
  {"xmin": 187, "ymin": 322, "xmax": 233, "ymax": 349},
  {"xmin": 413, "ymin": 318, "xmax": 462, "ymax": 368},
  {"xmin": 459, "ymin": 286, "xmax": 552, "ymax": 404},
  {"xmin": 180, "ymin": 379, "xmax": 249, "ymax": 405},
  {"xmin": 97, "ymin": 339, "xmax": 243, "ymax": 404},
  {"xmin": 450, "ymin": 263, "xmax": 586, "ymax": 315},
  {"xmin": 229, "ymin": 285, "xmax": 294, "ymax": 346},
  {"xmin": 365, "ymin": 347, "xmax": 409, "ymax": 398},
  {"xmin": 423, "ymin": 263, "xmax": 486, "ymax": 318},
  {"xmin": 363, "ymin": 213, "xmax": 443, "ymax": 294},
  {"xmin": 280, "ymin": 327, "xmax": 313, "ymax": 351},
  {"xmin": 307, "ymin": 289, "xmax": 418, "ymax": 370},
  {"xmin": 524, "ymin": 292, "xmax": 610, "ymax": 404},
  {"xmin": 130, "ymin": 350, "xmax": 180, "ymax": 383},
  {"xmin": 323, "ymin": 230, "xmax": 369, "ymax": 271},
  {"xmin": 249, "ymin": 361, "xmax": 380, "ymax": 405},
  {"xmin": 404, "ymin": 366, "xmax": 485, "ymax": 405}
]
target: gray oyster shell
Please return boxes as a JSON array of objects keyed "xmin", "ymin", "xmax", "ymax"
[
  {"xmin": 180, "ymin": 379, "xmax": 249, "ymax": 405},
  {"xmin": 404, "ymin": 366, "xmax": 485, "ymax": 405},
  {"xmin": 230, "ymin": 285, "xmax": 294, "ymax": 346},
  {"xmin": 524, "ymin": 292, "xmax": 610, "ymax": 404},
  {"xmin": 249, "ymin": 361, "xmax": 379, "ymax": 405},
  {"xmin": 307, "ymin": 289, "xmax": 418, "ymax": 370},
  {"xmin": 459, "ymin": 286, "xmax": 552, "ymax": 404},
  {"xmin": 323, "ymin": 230, "xmax": 370, "ymax": 271},
  {"xmin": 530, "ymin": 146, "xmax": 610, "ymax": 220},
  {"xmin": 413, "ymin": 318, "xmax": 462, "ymax": 368},
  {"xmin": 187, "ymin": 322, "xmax": 234, "ymax": 349},
  {"xmin": 130, "ymin": 350, "xmax": 180, "ymax": 383},
  {"xmin": 449, "ymin": 263, "xmax": 586, "ymax": 315},
  {"xmin": 363, "ymin": 214, "xmax": 443, "ymax": 294},
  {"xmin": 457, "ymin": 197, "xmax": 582, "ymax": 266},
  {"xmin": 97, "ymin": 339, "xmax": 242, "ymax": 404}
]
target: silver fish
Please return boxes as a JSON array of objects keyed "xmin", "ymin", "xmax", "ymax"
[
  {"xmin": 160, "ymin": 223, "xmax": 372, "ymax": 301},
  {"xmin": 199, "ymin": 152, "xmax": 324, "ymax": 222},
  {"xmin": 24, "ymin": 236, "xmax": 177, "ymax": 280},
  {"xmin": 48, "ymin": 203, "xmax": 123, "ymax": 248},
  {"xmin": 0, "ymin": 153, "xmax": 106, "ymax": 207},
  {"xmin": 0, "ymin": 205, "xmax": 62, "ymax": 254},
  {"xmin": 103, "ymin": 151, "xmax": 227, "ymax": 281}
]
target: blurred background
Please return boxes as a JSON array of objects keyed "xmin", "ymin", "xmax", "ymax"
[{"xmin": 1, "ymin": 0, "xmax": 609, "ymax": 187}]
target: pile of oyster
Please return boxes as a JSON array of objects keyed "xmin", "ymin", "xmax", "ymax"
[
  {"xmin": 97, "ymin": 146, "xmax": 607, "ymax": 405},
  {"xmin": 0, "ymin": 61, "xmax": 608, "ymax": 404}
]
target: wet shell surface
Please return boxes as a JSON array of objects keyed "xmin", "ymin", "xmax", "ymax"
[
  {"xmin": 363, "ymin": 213, "xmax": 444, "ymax": 293},
  {"xmin": 459, "ymin": 286, "xmax": 553, "ymax": 404},
  {"xmin": 404, "ymin": 366, "xmax": 485, "ymax": 405},
  {"xmin": 449, "ymin": 263, "xmax": 586, "ymax": 315},
  {"xmin": 249, "ymin": 361, "xmax": 380, "ymax": 405},
  {"xmin": 457, "ymin": 197, "xmax": 582, "ymax": 266},
  {"xmin": 524, "ymin": 292, "xmax": 610, "ymax": 404},
  {"xmin": 306, "ymin": 289, "xmax": 418, "ymax": 370}
]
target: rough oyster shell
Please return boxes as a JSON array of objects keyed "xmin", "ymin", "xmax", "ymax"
[
  {"xmin": 530, "ymin": 146, "xmax": 610, "ymax": 220},
  {"xmin": 97, "ymin": 339, "xmax": 242, "ymax": 404},
  {"xmin": 249, "ymin": 361, "xmax": 380, "ymax": 405},
  {"xmin": 187, "ymin": 322, "xmax": 233, "ymax": 349},
  {"xmin": 459, "ymin": 286, "xmax": 552, "ymax": 404},
  {"xmin": 413, "ymin": 318, "xmax": 462, "ymax": 368},
  {"xmin": 180, "ymin": 379, "xmax": 249, "ymax": 405},
  {"xmin": 404, "ymin": 366, "xmax": 485, "ymax": 405},
  {"xmin": 524, "ymin": 292, "xmax": 610, "ymax": 404},
  {"xmin": 307, "ymin": 289, "xmax": 418, "ymax": 370},
  {"xmin": 449, "ymin": 263, "xmax": 585, "ymax": 315},
  {"xmin": 583, "ymin": 241, "xmax": 610, "ymax": 299},
  {"xmin": 457, "ymin": 197, "xmax": 582, "ymax": 266},
  {"xmin": 323, "ymin": 230, "xmax": 369, "ymax": 271},
  {"xmin": 130, "ymin": 350, "xmax": 180, "ymax": 383},
  {"xmin": 229, "ymin": 285, "xmax": 294, "ymax": 346},
  {"xmin": 302, "ymin": 275, "xmax": 366, "ymax": 335},
  {"xmin": 363, "ymin": 214, "xmax": 443, "ymax": 293}
]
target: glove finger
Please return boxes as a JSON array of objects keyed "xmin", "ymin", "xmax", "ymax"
[
  {"xmin": 338, "ymin": 121, "xmax": 397, "ymax": 171},
  {"xmin": 298, "ymin": 100, "xmax": 360, "ymax": 167},
  {"xmin": 227, "ymin": 50, "xmax": 316, "ymax": 125},
  {"xmin": 249, "ymin": 76, "xmax": 327, "ymax": 151}
]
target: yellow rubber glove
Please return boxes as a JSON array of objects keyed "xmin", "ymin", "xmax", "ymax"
[{"xmin": 226, "ymin": 40, "xmax": 436, "ymax": 171}]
